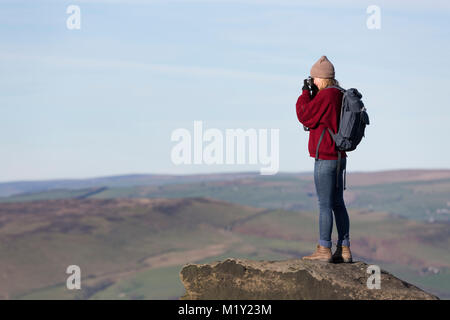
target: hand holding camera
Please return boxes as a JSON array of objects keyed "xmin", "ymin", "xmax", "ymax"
[
  {"xmin": 301, "ymin": 77, "xmax": 318, "ymax": 131},
  {"xmin": 304, "ymin": 77, "xmax": 318, "ymax": 95},
  {"xmin": 302, "ymin": 79, "xmax": 310, "ymax": 91}
]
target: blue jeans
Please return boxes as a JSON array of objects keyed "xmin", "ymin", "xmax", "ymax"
[{"xmin": 314, "ymin": 157, "xmax": 350, "ymax": 248}]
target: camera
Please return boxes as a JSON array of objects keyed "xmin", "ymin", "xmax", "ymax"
[
  {"xmin": 306, "ymin": 76, "xmax": 318, "ymax": 97},
  {"xmin": 302, "ymin": 77, "xmax": 315, "ymax": 131}
]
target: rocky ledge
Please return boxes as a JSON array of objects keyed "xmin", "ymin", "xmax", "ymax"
[{"xmin": 179, "ymin": 258, "xmax": 438, "ymax": 300}]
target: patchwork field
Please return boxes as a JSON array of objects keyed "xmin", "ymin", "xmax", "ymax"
[
  {"xmin": 2, "ymin": 171, "xmax": 449, "ymax": 222},
  {"xmin": 0, "ymin": 170, "xmax": 449, "ymax": 299},
  {"xmin": 0, "ymin": 199, "xmax": 448, "ymax": 299}
]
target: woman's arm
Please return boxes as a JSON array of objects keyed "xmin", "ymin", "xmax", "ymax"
[{"xmin": 296, "ymin": 89, "xmax": 329, "ymax": 129}]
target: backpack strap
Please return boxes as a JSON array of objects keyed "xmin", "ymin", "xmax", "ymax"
[
  {"xmin": 325, "ymin": 85, "xmax": 346, "ymax": 130},
  {"xmin": 326, "ymin": 90, "xmax": 347, "ymax": 190},
  {"xmin": 327, "ymin": 128, "xmax": 336, "ymax": 140},
  {"xmin": 315, "ymin": 128, "xmax": 327, "ymax": 160},
  {"xmin": 344, "ymin": 166, "xmax": 346, "ymax": 190},
  {"xmin": 325, "ymin": 85, "xmax": 345, "ymax": 92},
  {"xmin": 336, "ymin": 152, "xmax": 341, "ymax": 190},
  {"xmin": 315, "ymin": 97, "xmax": 348, "ymax": 191},
  {"xmin": 337, "ymin": 153, "xmax": 347, "ymax": 191},
  {"xmin": 327, "ymin": 127, "xmax": 346, "ymax": 191}
]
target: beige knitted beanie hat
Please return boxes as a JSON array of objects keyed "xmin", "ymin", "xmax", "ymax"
[{"xmin": 310, "ymin": 55, "xmax": 335, "ymax": 79}]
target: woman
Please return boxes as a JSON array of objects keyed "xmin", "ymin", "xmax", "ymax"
[{"xmin": 295, "ymin": 55, "xmax": 352, "ymax": 263}]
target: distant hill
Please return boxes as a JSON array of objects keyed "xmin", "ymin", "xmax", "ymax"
[
  {"xmin": 1, "ymin": 169, "xmax": 449, "ymax": 299},
  {"xmin": 2, "ymin": 170, "xmax": 450, "ymax": 222},
  {"xmin": 0, "ymin": 173, "xmax": 261, "ymax": 197},
  {"xmin": 0, "ymin": 197, "xmax": 448, "ymax": 299},
  {"xmin": 2, "ymin": 169, "xmax": 449, "ymax": 198},
  {"xmin": 0, "ymin": 197, "xmax": 261, "ymax": 299},
  {"xmin": 297, "ymin": 169, "xmax": 450, "ymax": 186}
]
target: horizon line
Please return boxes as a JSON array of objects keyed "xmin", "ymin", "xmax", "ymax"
[{"xmin": 1, "ymin": 167, "xmax": 450, "ymax": 184}]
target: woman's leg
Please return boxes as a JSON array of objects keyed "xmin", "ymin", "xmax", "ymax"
[
  {"xmin": 314, "ymin": 159, "xmax": 336, "ymax": 248},
  {"xmin": 332, "ymin": 157, "xmax": 350, "ymax": 247}
]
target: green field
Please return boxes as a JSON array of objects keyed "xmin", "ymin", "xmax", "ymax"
[{"xmin": 3, "ymin": 175, "xmax": 449, "ymax": 222}]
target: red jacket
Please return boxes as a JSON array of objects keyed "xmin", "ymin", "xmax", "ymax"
[{"xmin": 296, "ymin": 88, "xmax": 347, "ymax": 160}]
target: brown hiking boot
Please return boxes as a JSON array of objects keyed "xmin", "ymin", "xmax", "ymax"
[
  {"xmin": 332, "ymin": 245, "xmax": 353, "ymax": 263},
  {"xmin": 302, "ymin": 244, "xmax": 332, "ymax": 262}
]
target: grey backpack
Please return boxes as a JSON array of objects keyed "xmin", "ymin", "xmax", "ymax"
[{"xmin": 315, "ymin": 85, "xmax": 370, "ymax": 190}]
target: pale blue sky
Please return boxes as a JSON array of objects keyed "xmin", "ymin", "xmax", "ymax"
[{"xmin": 1, "ymin": 0, "xmax": 450, "ymax": 181}]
